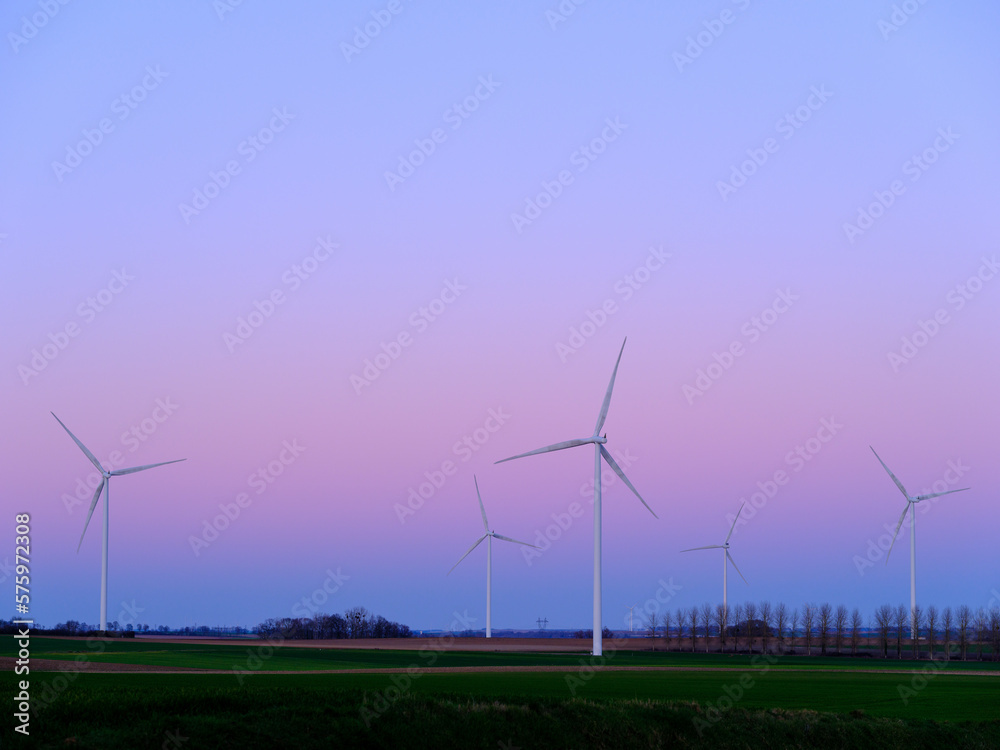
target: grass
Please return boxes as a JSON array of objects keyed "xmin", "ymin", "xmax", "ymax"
[
  {"xmin": 7, "ymin": 636, "xmax": 1000, "ymax": 673},
  {"xmin": 7, "ymin": 638, "xmax": 999, "ymax": 748},
  {"xmin": 5, "ymin": 671, "xmax": 1000, "ymax": 749}
]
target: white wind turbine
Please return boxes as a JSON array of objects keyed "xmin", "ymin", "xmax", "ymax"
[
  {"xmin": 871, "ymin": 446, "xmax": 970, "ymax": 637},
  {"xmin": 52, "ymin": 413, "xmax": 185, "ymax": 632},
  {"xmin": 495, "ymin": 338, "xmax": 657, "ymax": 656},
  {"xmin": 448, "ymin": 476, "xmax": 537, "ymax": 638},
  {"xmin": 681, "ymin": 503, "xmax": 748, "ymax": 611}
]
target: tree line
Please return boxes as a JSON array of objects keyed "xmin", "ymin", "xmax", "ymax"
[
  {"xmin": 254, "ymin": 606, "xmax": 411, "ymax": 640},
  {"xmin": 637, "ymin": 602, "xmax": 1000, "ymax": 660}
]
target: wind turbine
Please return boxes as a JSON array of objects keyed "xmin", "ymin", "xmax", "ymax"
[
  {"xmin": 448, "ymin": 476, "xmax": 537, "ymax": 638},
  {"xmin": 52, "ymin": 413, "xmax": 185, "ymax": 632},
  {"xmin": 681, "ymin": 503, "xmax": 748, "ymax": 611},
  {"xmin": 495, "ymin": 338, "xmax": 656, "ymax": 656},
  {"xmin": 626, "ymin": 603, "xmax": 638, "ymax": 633},
  {"xmin": 871, "ymin": 446, "xmax": 970, "ymax": 637}
]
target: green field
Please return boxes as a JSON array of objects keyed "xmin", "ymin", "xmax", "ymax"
[
  {"xmin": 6, "ymin": 638, "xmax": 999, "ymax": 749},
  {"xmin": 7, "ymin": 636, "xmax": 1000, "ymax": 674}
]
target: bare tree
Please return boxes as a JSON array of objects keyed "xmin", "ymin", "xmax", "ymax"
[
  {"xmin": 911, "ymin": 605, "xmax": 923, "ymax": 660},
  {"xmin": 850, "ymin": 608, "xmax": 862, "ymax": 656},
  {"xmin": 802, "ymin": 604, "xmax": 815, "ymax": 656},
  {"xmin": 990, "ymin": 607, "xmax": 1000, "ymax": 663},
  {"xmin": 834, "ymin": 605, "xmax": 847, "ymax": 656},
  {"xmin": 701, "ymin": 603, "xmax": 714, "ymax": 653},
  {"xmin": 759, "ymin": 601, "xmax": 773, "ymax": 654},
  {"xmin": 714, "ymin": 604, "xmax": 728, "ymax": 653},
  {"xmin": 893, "ymin": 605, "xmax": 907, "ymax": 659},
  {"xmin": 661, "ymin": 610, "xmax": 672, "ymax": 651},
  {"xmin": 926, "ymin": 605, "xmax": 938, "ymax": 660},
  {"xmin": 790, "ymin": 608, "xmax": 800, "ymax": 655},
  {"xmin": 689, "ymin": 607, "xmax": 699, "ymax": 653},
  {"xmin": 974, "ymin": 608, "xmax": 988, "ymax": 661},
  {"xmin": 644, "ymin": 609, "xmax": 659, "ymax": 650},
  {"xmin": 958, "ymin": 605, "xmax": 971, "ymax": 660},
  {"xmin": 732, "ymin": 603, "xmax": 745, "ymax": 653},
  {"xmin": 874, "ymin": 605, "xmax": 893, "ymax": 658},
  {"xmin": 675, "ymin": 607, "xmax": 687, "ymax": 651},
  {"xmin": 345, "ymin": 606, "xmax": 371, "ymax": 639},
  {"xmin": 818, "ymin": 603, "xmax": 832, "ymax": 655},
  {"xmin": 744, "ymin": 601, "xmax": 758, "ymax": 653},
  {"xmin": 775, "ymin": 603, "xmax": 788, "ymax": 654},
  {"xmin": 942, "ymin": 607, "xmax": 954, "ymax": 661}
]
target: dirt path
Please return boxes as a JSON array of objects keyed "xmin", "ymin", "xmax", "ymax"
[{"xmin": 5, "ymin": 656, "xmax": 998, "ymax": 677}]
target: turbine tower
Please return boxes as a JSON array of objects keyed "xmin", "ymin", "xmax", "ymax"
[
  {"xmin": 871, "ymin": 446, "xmax": 970, "ymax": 637},
  {"xmin": 52, "ymin": 413, "xmax": 185, "ymax": 632},
  {"xmin": 681, "ymin": 503, "xmax": 748, "ymax": 611},
  {"xmin": 496, "ymin": 338, "xmax": 657, "ymax": 656},
  {"xmin": 448, "ymin": 476, "xmax": 536, "ymax": 638}
]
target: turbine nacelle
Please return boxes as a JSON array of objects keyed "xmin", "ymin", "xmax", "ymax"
[{"xmin": 871, "ymin": 446, "xmax": 970, "ymax": 563}]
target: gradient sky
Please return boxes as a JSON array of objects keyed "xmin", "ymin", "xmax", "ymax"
[{"xmin": 2, "ymin": 1, "xmax": 998, "ymax": 632}]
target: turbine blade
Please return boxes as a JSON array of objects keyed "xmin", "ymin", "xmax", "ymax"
[
  {"xmin": 870, "ymin": 446, "xmax": 910, "ymax": 499},
  {"xmin": 493, "ymin": 533, "xmax": 538, "ymax": 548},
  {"xmin": 725, "ymin": 503, "xmax": 744, "ymax": 543},
  {"xmin": 885, "ymin": 503, "xmax": 909, "ymax": 564},
  {"xmin": 680, "ymin": 545, "xmax": 723, "ymax": 552},
  {"xmin": 77, "ymin": 478, "xmax": 105, "ymax": 552},
  {"xmin": 474, "ymin": 475, "xmax": 489, "ymax": 532},
  {"xmin": 447, "ymin": 535, "xmax": 487, "ymax": 575},
  {"xmin": 51, "ymin": 413, "xmax": 103, "ymax": 471},
  {"xmin": 727, "ymin": 551, "xmax": 749, "ymax": 585},
  {"xmin": 915, "ymin": 487, "xmax": 970, "ymax": 502},
  {"xmin": 111, "ymin": 458, "xmax": 186, "ymax": 476},
  {"xmin": 495, "ymin": 438, "xmax": 590, "ymax": 464},
  {"xmin": 600, "ymin": 445, "xmax": 657, "ymax": 519},
  {"xmin": 594, "ymin": 338, "xmax": 627, "ymax": 435}
]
